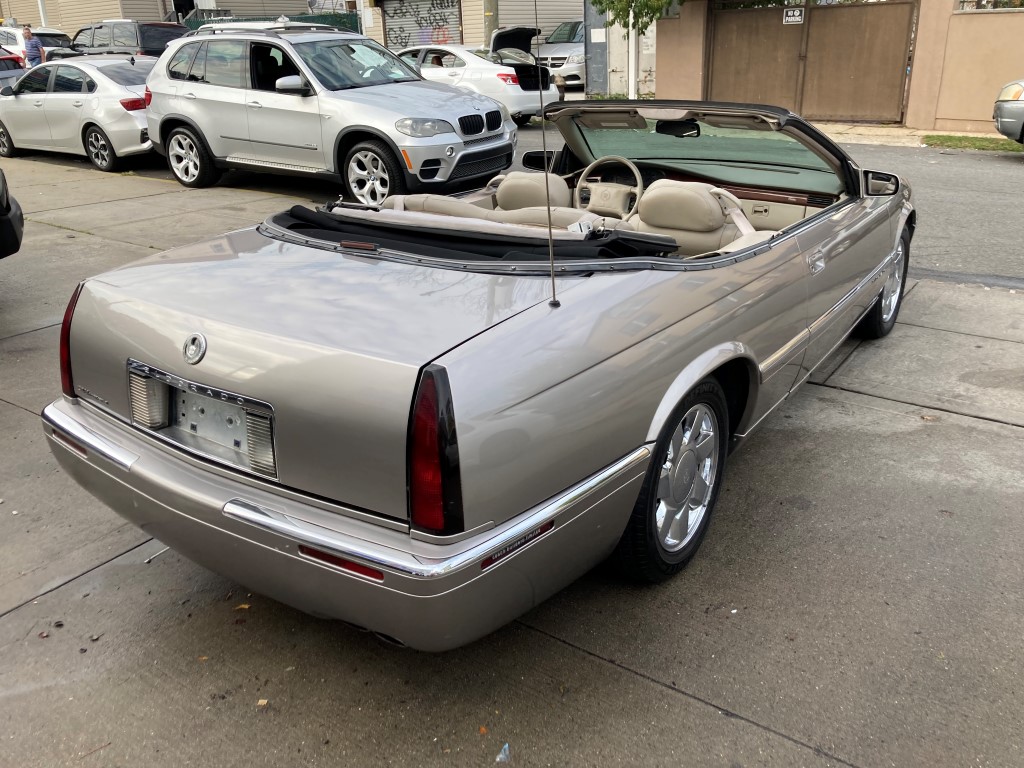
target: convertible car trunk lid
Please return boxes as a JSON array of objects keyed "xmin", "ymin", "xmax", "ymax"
[{"xmin": 66, "ymin": 226, "xmax": 566, "ymax": 520}]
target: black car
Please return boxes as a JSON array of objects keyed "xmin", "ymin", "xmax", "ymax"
[
  {"xmin": 48, "ymin": 20, "xmax": 187, "ymax": 59},
  {"xmin": 0, "ymin": 169, "xmax": 24, "ymax": 260}
]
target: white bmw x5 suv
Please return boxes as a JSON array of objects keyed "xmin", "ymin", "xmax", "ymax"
[{"xmin": 145, "ymin": 28, "xmax": 517, "ymax": 204}]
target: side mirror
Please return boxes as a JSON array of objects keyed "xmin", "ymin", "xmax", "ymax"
[
  {"xmin": 522, "ymin": 149, "xmax": 554, "ymax": 172},
  {"xmin": 275, "ymin": 75, "xmax": 310, "ymax": 96},
  {"xmin": 864, "ymin": 170, "xmax": 899, "ymax": 197},
  {"xmin": 0, "ymin": 86, "xmax": 14, "ymax": 97}
]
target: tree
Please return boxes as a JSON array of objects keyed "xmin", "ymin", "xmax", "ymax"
[{"xmin": 589, "ymin": 0, "xmax": 675, "ymax": 38}]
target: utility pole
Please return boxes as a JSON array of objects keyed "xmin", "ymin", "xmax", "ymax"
[
  {"xmin": 627, "ymin": 10, "xmax": 637, "ymax": 99},
  {"xmin": 36, "ymin": 0, "xmax": 48, "ymax": 25},
  {"xmin": 482, "ymin": 0, "xmax": 497, "ymax": 47}
]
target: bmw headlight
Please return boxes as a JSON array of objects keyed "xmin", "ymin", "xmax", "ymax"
[
  {"xmin": 395, "ymin": 118, "xmax": 455, "ymax": 137},
  {"xmin": 566, "ymin": 53, "xmax": 586, "ymax": 64}
]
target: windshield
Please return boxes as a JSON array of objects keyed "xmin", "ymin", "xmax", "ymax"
[
  {"xmin": 575, "ymin": 111, "xmax": 843, "ymax": 194},
  {"xmin": 293, "ymin": 39, "xmax": 418, "ymax": 90},
  {"xmin": 139, "ymin": 25, "xmax": 187, "ymax": 49},
  {"xmin": 37, "ymin": 33, "xmax": 72, "ymax": 48},
  {"xmin": 546, "ymin": 22, "xmax": 582, "ymax": 44},
  {"xmin": 94, "ymin": 59, "xmax": 156, "ymax": 85}
]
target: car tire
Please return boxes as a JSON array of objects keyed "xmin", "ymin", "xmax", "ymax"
[
  {"xmin": 513, "ymin": 115, "xmax": 532, "ymax": 128},
  {"xmin": 344, "ymin": 140, "xmax": 405, "ymax": 206},
  {"xmin": 0, "ymin": 120, "xmax": 17, "ymax": 158},
  {"xmin": 166, "ymin": 126, "xmax": 221, "ymax": 188},
  {"xmin": 614, "ymin": 378, "xmax": 729, "ymax": 583},
  {"xmin": 84, "ymin": 125, "xmax": 119, "ymax": 172},
  {"xmin": 858, "ymin": 227, "xmax": 910, "ymax": 340}
]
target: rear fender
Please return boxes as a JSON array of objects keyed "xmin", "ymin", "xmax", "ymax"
[{"xmin": 644, "ymin": 343, "xmax": 759, "ymax": 443}]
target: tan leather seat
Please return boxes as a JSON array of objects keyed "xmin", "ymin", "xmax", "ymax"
[
  {"xmin": 627, "ymin": 180, "xmax": 743, "ymax": 256},
  {"xmin": 382, "ymin": 172, "xmax": 599, "ymax": 229}
]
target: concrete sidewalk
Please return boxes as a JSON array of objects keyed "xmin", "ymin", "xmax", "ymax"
[{"xmin": 816, "ymin": 121, "xmax": 1005, "ymax": 147}]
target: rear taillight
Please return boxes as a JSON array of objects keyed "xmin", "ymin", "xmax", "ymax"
[
  {"xmin": 144, "ymin": 86, "xmax": 152, "ymax": 106},
  {"xmin": 60, "ymin": 283, "xmax": 84, "ymax": 398},
  {"xmin": 497, "ymin": 73, "xmax": 519, "ymax": 85},
  {"xmin": 136, "ymin": 49, "xmax": 145, "ymax": 56},
  {"xmin": 408, "ymin": 365, "xmax": 463, "ymax": 535},
  {"xmin": 120, "ymin": 97, "xmax": 147, "ymax": 111}
]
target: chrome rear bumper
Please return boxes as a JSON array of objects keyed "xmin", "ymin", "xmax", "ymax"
[{"xmin": 42, "ymin": 398, "xmax": 648, "ymax": 651}]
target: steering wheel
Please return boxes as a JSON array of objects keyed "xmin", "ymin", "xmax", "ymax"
[{"xmin": 574, "ymin": 155, "xmax": 645, "ymax": 219}]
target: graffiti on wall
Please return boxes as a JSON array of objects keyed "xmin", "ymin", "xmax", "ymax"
[{"xmin": 382, "ymin": 0, "xmax": 460, "ymax": 48}]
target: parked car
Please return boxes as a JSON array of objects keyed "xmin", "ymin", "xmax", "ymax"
[
  {"xmin": 993, "ymin": 78, "xmax": 1024, "ymax": 143},
  {"xmin": 42, "ymin": 99, "xmax": 914, "ymax": 651},
  {"xmin": 0, "ymin": 46, "xmax": 25, "ymax": 87},
  {"xmin": 398, "ymin": 43, "xmax": 557, "ymax": 126},
  {"xmin": 537, "ymin": 20, "xmax": 586, "ymax": 89},
  {"xmin": 0, "ymin": 168, "xmax": 24, "ymax": 259},
  {"xmin": 47, "ymin": 20, "xmax": 187, "ymax": 60},
  {"xmin": 0, "ymin": 26, "xmax": 72, "ymax": 64},
  {"xmin": 145, "ymin": 28, "xmax": 516, "ymax": 204},
  {"xmin": 0, "ymin": 55, "xmax": 155, "ymax": 171}
]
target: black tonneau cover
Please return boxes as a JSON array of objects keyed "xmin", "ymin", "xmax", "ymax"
[{"xmin": 269, "ymin": 206, "xmax": 675, "ymax": 262}]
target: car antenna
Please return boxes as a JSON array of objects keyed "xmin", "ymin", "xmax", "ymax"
[{"xmin": 534, "ymin": 0, "xmax": 560, "ymax": 308}]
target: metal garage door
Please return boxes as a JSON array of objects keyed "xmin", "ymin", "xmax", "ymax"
[
  {"xmin": 379, "ymin": 0, "xmax": 463, "ymax": 49},
  {"xmin": 708, "ymin": 0, "xmax": 917, "ymax": 122}
]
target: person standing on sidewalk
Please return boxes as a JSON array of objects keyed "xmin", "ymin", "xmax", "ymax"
[{"xmin": 23, "ymin": 27, "xmax": 45, "ymax": 67}]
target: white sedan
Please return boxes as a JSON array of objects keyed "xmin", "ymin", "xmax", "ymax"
[
  {"xmin": 0, "ymin": 55, "xmax": 154, "ymax": 171},
  {"xmin": 398, "ymin": 44, "xmax": 558, "ymax": 127}
]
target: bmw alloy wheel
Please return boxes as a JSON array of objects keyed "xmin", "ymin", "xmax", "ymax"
[
  {"xmin": 87, "ymin": 129, "xmax": 111, "ymax": 169},
  {"xmin": 881, "ymin": 239, "xmax": 905, "ymax": 323},
  {"xmin": 347, "ymin": 149, "xmax": 390, "ymax": 205},
  {"xmin": 0, "ymin": 126, "xmax": 9, "ymax": 155},
  {"xmin": 655, "ymin": 403, "xmax": 720, "ymax": 553},
  {"xmin": 168, "ymin": 133, "xmax": 200, "ymax": 184}
]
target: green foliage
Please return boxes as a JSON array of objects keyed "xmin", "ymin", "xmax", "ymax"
[
  {"xmin": 923, "ymin": 135, "xmax": 1024, "ymax": 152},
  {"xmin": 589, "ymin": 0, "xmax": 675, "ymax": 37}
]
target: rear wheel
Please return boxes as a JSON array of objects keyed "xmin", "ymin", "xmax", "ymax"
[
  {"xmin": 0, "ymin": 120, "xmax": 16, "ymax": 158},
  {"xmin": 858, "ymin": 227, "xmax": 910, "ymax": 339},
  {"xmin": 166, "ymin": 126, "xmax": 221, "ymax": 188},
  {"xmin": 513, "ymin": 114, "xmax": 533, "ymax": 127},
  {"xmin": 614, "ymin": 378, "xmax": 729, "ymax": 582},
  {"xmin": 344, "ymin": 140, "xmax": 405, "ymax": 206},
  {"xmin": 85, "ymin": 125, "xmax": 118, "ymax": 172}
]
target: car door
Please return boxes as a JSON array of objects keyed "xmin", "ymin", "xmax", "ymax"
[
  {"xmin": 180, "ymin": 40, "xmax": 250, "ymax": 160},
  {"xmin": 797, "ymin": 192, "xmax": 894, "ymax": 373},
  {"xmin": 111, "ymin": 24, "xmax": 139, "ymax": 55},
  {"xmin": 244, "ymin": 41, "xmax": 324, "ymax": 170},
  {"xmin": 420, "ymin": 49, "xmax": 465, "ymax": 87},
  {"xmin": 90, "ymin": 24, "xmax": 111, "ymax": 54},
  {"xmin": 43, "ymin": 64, "xmax": 89, "ymax": 152},
  {"xmin": 71, "ymin": 27, "xmax": 93, "ymax": 55},
  {"xmin": 2, "ymin": 66, "xmax": 53, "ymax": 148}
]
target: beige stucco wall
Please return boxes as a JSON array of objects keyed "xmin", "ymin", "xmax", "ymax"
[
  {"xmin": 906, "ymin": 6, "xmax": 1024, "ymax": 131},
  {"xmin": 654, "ymin": 0, "xmax": 706, "ymax": 100}
]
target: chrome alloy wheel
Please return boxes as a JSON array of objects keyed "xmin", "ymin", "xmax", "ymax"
[
  {"xmin": 655, "ymin": 404, "xmax": 720, "ymax": 553},
  {"xmin": 881, "ymin": 239, "xmax": 906, "ymax": 323},
  {"xmin": 87, "ymin": 130, "xmax": 111, "ymax": 169},
  {"xmin": 348, "ymin": 150, "xmax": 390, "ymax": 205},
  {"xmin": 0, "ymin": 125, "xmax": 10, "ymax": 155},
  {"xmin": 168, "ymin": 133, "xmax": 201, "ymax": 183}
]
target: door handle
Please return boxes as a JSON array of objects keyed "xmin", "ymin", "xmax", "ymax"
[
  {"xmin": 447, "ymin": 71, "xmax": 458, "ymax": 77},
  {"xmin": 182, "ymin": 92, "xmax": 196, "ymax": 100},
  {"xmin": 247, "ymin": 101, "xmax": 262, "ymax": 109},
  {"xmin": 806, "ymin": 249, "xmax": 826, "ymax": 275},
  {"xmin": 72, "ymin": 101, "xmax": 83, "ymax": 107},
  {"xmin": 33, "ymin": 100, "xmax": 43, "ymax": 107}
]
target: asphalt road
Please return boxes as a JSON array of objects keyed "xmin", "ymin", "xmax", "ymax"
[{"xmin": 1, "ymin": 138, "xmax": 1023, "ymax": 767}]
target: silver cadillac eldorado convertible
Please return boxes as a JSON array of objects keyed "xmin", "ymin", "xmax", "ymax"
[{"xmin": 42, "ymin": 101, "xmax": 915, "ymax": 651}]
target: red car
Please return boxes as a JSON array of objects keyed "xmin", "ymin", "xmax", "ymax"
[{"xmin": 0, "ymin": 45, "xmax": 24, "ymax": 84}]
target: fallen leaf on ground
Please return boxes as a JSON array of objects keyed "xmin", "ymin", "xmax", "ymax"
[
  {"xmin": 479, "ymin": 726, "xmax": 488, "ymax": 735},
  {"xmin": 256, "ymin": 699, "xmax": 269, "ymax": 708},
  {"xmin": 234, "ymin": 603, "xmax": 251, "ymax": 610},
  {"xmin": 198, "ymin": 656, "xmax": 209, "ymax": 661}
]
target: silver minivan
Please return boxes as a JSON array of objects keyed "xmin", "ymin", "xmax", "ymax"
[{"xmin": 145, "ymin": 28, "xmax": 517, "ymax": 204}]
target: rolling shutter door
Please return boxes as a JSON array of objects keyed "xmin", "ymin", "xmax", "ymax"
[{"xmin": 379, "ymin": 0, "xmax": 462, "ymax": 49}]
